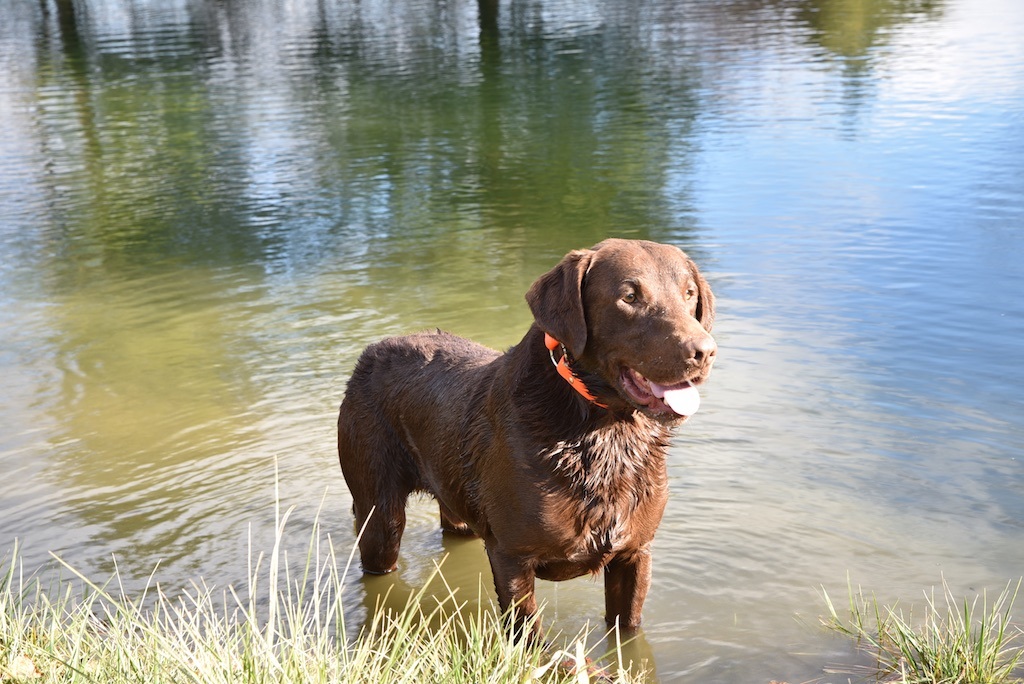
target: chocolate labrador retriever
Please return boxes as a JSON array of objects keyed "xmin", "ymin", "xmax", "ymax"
[{"xmin": 337, "ymin": 238, "xmax": 716, "ymax": 635}]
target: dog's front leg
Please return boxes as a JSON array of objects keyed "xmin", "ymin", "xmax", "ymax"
[
  {"xmin": 603, "ymin": 547, "xmax": 652, "ymax": 631},
  {"xmin": 485, "ymin": 544, "xmax": 540, "ymax": 640}
]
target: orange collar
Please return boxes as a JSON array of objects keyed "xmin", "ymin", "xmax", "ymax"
[{"xmin": 544, "ymin": 333, "xmax": 608, "ymax": 408}]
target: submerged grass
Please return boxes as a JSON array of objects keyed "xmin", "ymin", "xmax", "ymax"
[
  {"xmin": 822, "ymin": 578, "xmax": 1024, "ymax": 684},
  {"xmin": 0, "ymin": 495, "xmax": 644, "ymax": 684}
]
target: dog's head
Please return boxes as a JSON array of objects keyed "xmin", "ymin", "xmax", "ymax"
[{"xmin": 526, "ymin": 238, "xmax": 716, "ymax": 422}]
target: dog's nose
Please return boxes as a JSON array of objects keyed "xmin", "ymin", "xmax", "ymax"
[{"xmin": 691, "ymin": 334, "xmax": 717, "ymax": 365}]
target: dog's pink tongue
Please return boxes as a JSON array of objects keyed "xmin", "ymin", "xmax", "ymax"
[{"xmin": 651, "ymin": 381, "xmax": 701, "ymax": 416}]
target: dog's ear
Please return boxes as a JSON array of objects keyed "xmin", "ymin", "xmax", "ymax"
[
  {"xmin": 525, "ymin": 249, "xmax": 594, "ymax": 358},
  {"xmin": 688, "ymin": 257, "xmax": 715, "ymax": 332}
]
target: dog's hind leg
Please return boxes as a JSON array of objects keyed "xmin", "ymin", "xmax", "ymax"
[
  {"xmin": 439, "ymin": 501, "xmax": 476, "ymax": 537},
  {"xmin": 352, "ymin": 491, "xmax": 407, "ymax": 574},
  {"xmin": 338, "ymin": 407, "xmax": 414, "ymax": 575}
]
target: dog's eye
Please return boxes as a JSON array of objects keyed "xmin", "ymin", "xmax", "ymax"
[
  {"xmin": 684, "ymin": 286, "xmax": 697, "ymax": 301},
  {"xmin": 622, "ymin": 291, "xmax": 637, "ymax": 304}
]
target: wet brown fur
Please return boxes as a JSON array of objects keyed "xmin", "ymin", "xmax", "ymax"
[{"xmin": 337, "ymin": 238, "xmax": 716, "ymax": 636}]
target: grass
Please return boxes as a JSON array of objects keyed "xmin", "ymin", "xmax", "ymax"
[
  {"xmin": 822, "ymin": 578, "xmax": 1024, "ymax": 684},
  {"xmin": 9, "ymin": 483, "xmax": 1018, "ymax": 684},
  {"xmin": 0, "ymin": 494, "xmax": 644, "ymax": 684}
]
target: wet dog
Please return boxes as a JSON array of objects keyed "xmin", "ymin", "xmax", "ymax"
[{"xmin": 338, "ymin": 238, "xmax": 716, "ymax": 635}]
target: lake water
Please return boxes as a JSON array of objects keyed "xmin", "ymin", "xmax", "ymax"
[{"xmin": 1, "ymin": 0, "xmax": 1023, "ymax": 680}]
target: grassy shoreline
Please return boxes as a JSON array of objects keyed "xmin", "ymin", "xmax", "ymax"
[
  {"xmin": 822, "ymin": 578, "xmax": 1024, "ymax": 684},
  {"xmin": 3, "ymin": 497, "xmax": 1022, "ymax": 684},
  {"xmin": 1, "ymin": 505, "xmax": 643, "ymax": 684}
]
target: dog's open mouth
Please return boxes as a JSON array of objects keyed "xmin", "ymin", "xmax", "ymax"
[{"xmin": 620, "ymin": 368, "xmax": 701, "ymax": 417}]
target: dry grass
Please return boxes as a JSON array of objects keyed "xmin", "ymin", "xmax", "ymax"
[{"xmin": 1, "ymin": 493, "xmax": 644, "ymax": 684}]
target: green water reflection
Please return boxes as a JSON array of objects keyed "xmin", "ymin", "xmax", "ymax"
[{"xmin": 22, "ymin": 0, "xmax": 944, "ymax": 282}]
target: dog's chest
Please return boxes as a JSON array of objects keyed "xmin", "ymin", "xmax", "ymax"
[{"xmin": 544, "ymin": 423, "xmax": 670, "ymax": 558}]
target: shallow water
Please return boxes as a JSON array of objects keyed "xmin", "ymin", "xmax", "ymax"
[{"xmin": 1, "ymin": 0, "xmax": 1023, "ymax": 680}]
